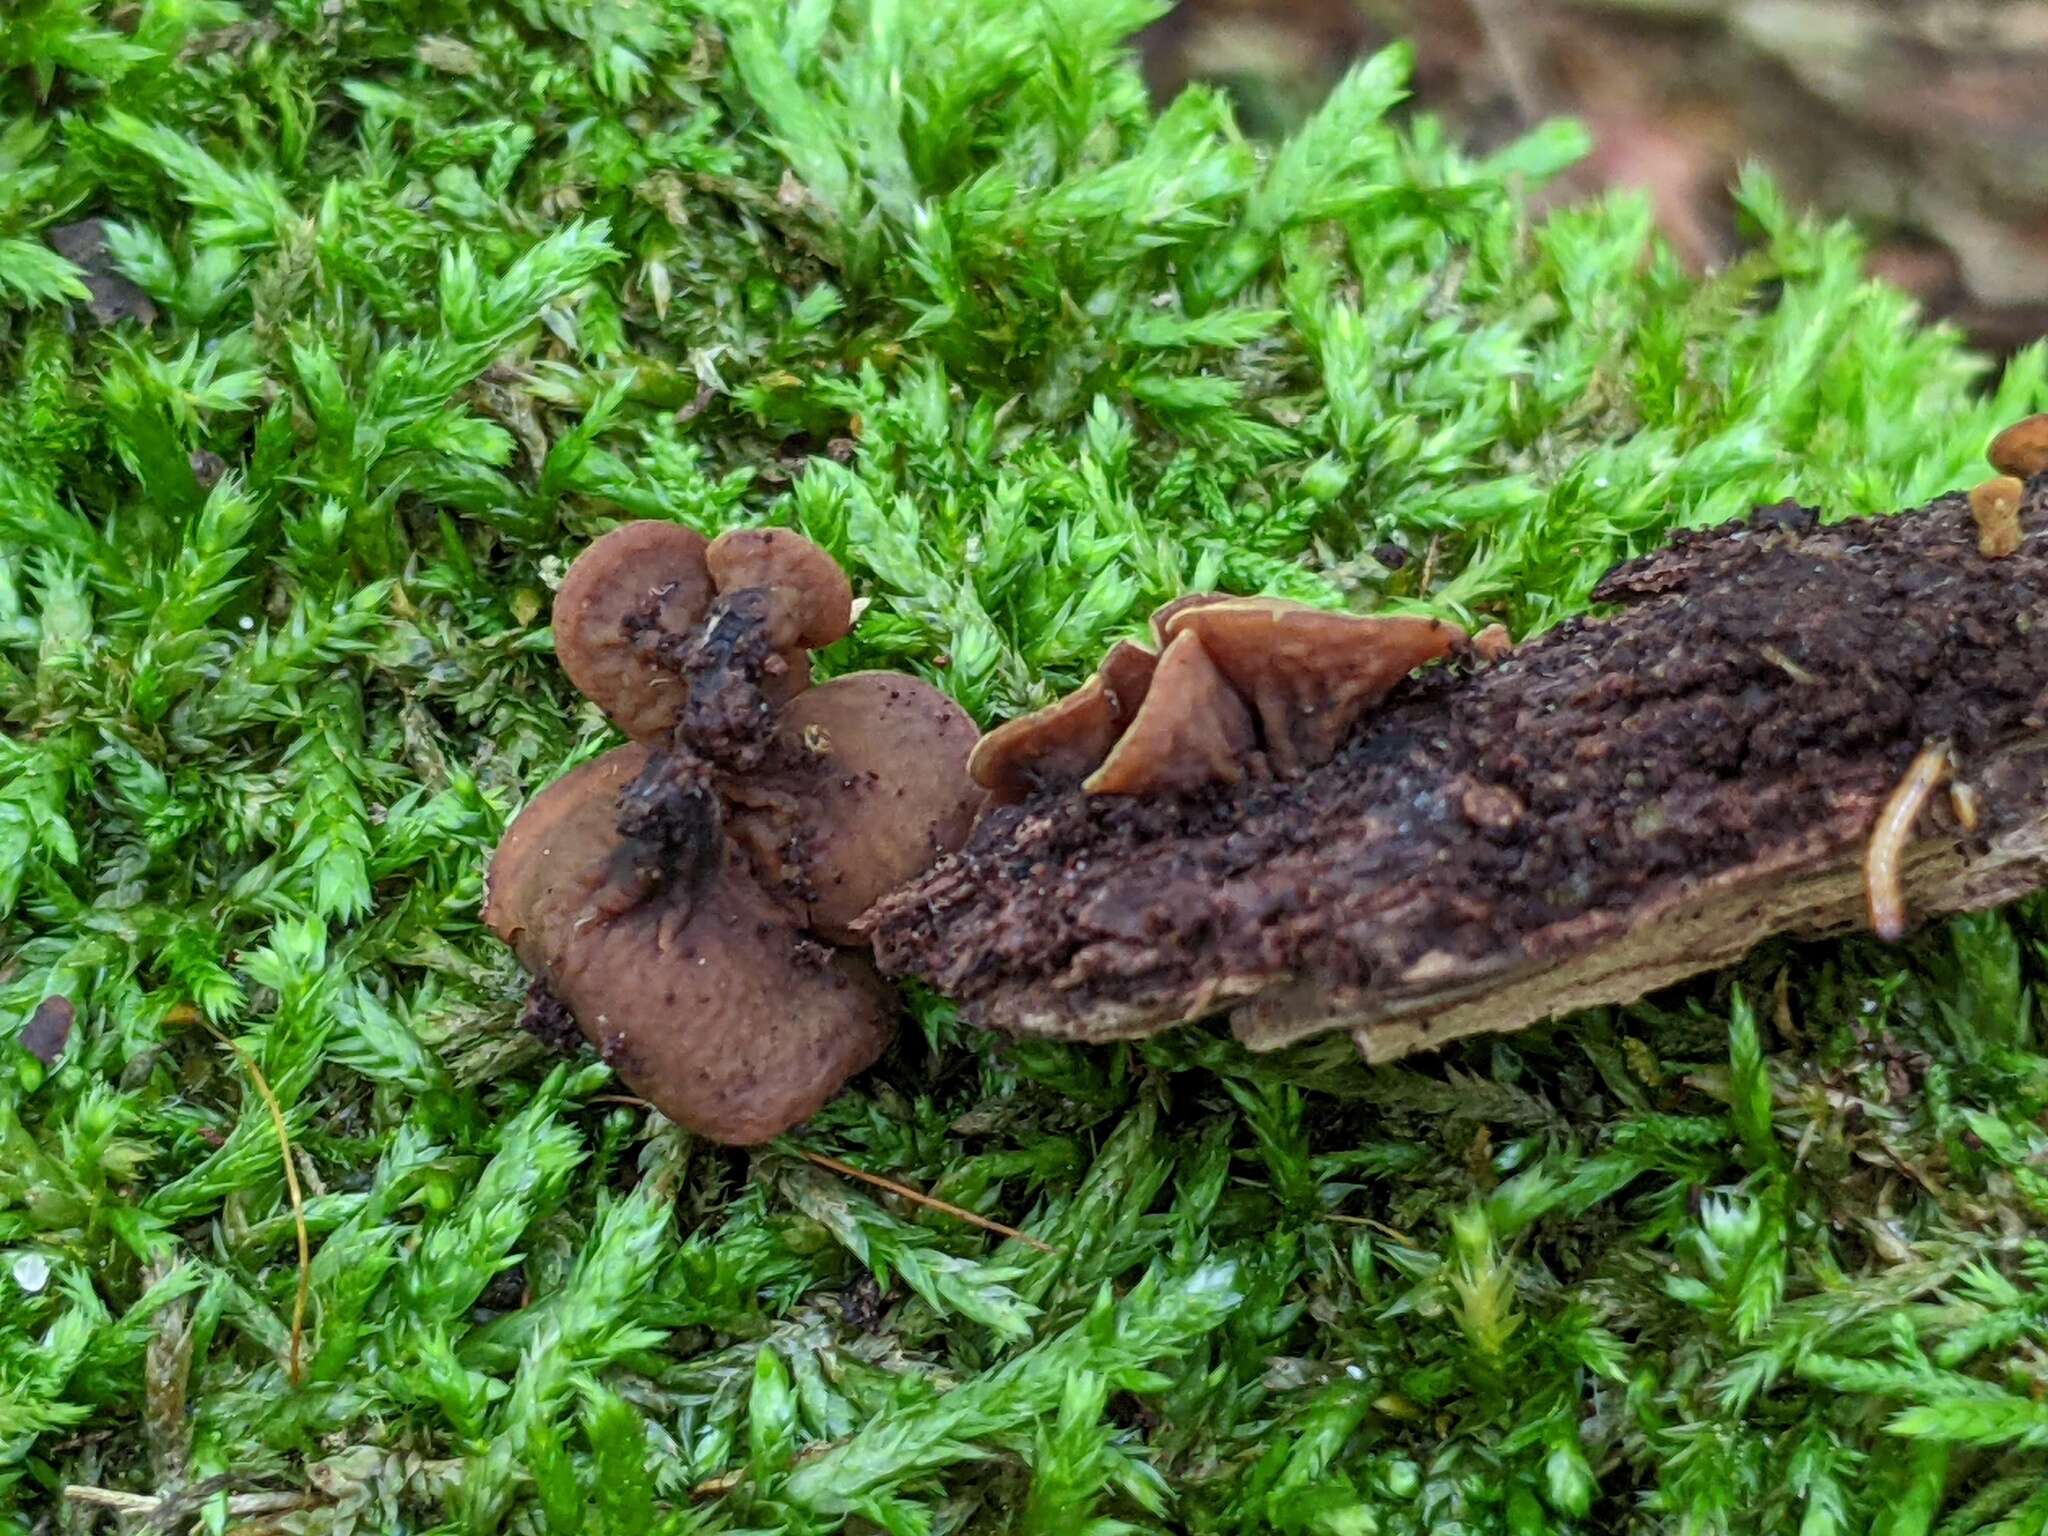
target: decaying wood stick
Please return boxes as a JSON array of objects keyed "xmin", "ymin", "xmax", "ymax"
[{"xmin": 865, "ymin": 475, "xmax": 2048, "ymax": 1061}]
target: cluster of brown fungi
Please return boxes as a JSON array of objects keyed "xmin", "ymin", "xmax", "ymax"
[
  {"xmin": 482, "ymin": 522, "xmax": 986, "ymax": 1144},
  {"xmin": 488, "ymin": 414, "xmax": 2048, "ymax": 1145},
  {"xmin": 969, "ymin": 597, "xmax": 1470, "ymax": 803},
  {"xmin": 484, "ymin": 521, "xmax": 1480, "ymax": 1143}
]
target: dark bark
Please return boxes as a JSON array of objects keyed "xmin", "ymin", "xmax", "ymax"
[{"xmin": 865, "ymin": 476, "xmax": 2048, "ymax": 1061}]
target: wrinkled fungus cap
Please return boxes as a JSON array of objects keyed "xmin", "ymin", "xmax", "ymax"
[
  {"xmin": 552, "ymin": 523, "xmax": 714, "ymax": 742},
  {"xmin": 484, "ymin": 745, "xmax": 891, "ymax": 1145},
  {"xmin": 1149, "ymin": 592, "xmax": 1229, "ymax": 648},
  {"xmin": 705, "ymin": 527, "xmax": 855, "ymax": 650},
  {"xmin": 966, "ymin": 638, "xmax": 1163, "ymax": 803},
  {"xmin": 731, "ymin": 671, "xmax": 985, "ymax": 942},
  {"xmin": 483, "ymin": 745, "xmax": 662, "ymax": 961},
  {"xmin": 1158, "ymin": 598, "xmax": 1464, "ymax": 776},
  {"xmin": 970, "ymin": 594, "xmax": 1462, "ymax": 803},
  {"xmin": 1083, "ymin": 630, "xmax": 1257, "ymax": 797},
  {"xmin": 968, "ymin": 679, "xmax": 1119, "ymax": 803}
]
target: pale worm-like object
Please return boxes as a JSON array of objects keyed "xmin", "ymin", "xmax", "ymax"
[
  {"xmin": 1949, "ymin": 780, "xmax": 1980, "ymax": 834},
  {"xmin": 1865, "ymin": 742, "xmax": 1952, "ymax": 941}
]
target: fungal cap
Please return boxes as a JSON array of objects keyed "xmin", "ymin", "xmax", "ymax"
[
  {"xmin": 547, "ymin": 854, "xmax": 894, "ymax": 1145},
  {"xmin": 483, "ymin": 744, "xmax": 659, "ymax": 972},
  {"xmin": 739, "ymin": 671, "xmax": 986, "ymax": 941},
  {"xmin": 1158, "ymin": 597, "xmax": 1465, "ymax": 775},
  {"xmin": 1083, "ymin": 629, "xmax": 1257, "ymax": 797},
  {"xmin": 483, "ymin": 741, "xmax": 893, "ymax": 1144},
  {"xmin": 1149, "ymin": 592, "xmax": 1229, "ymax": 648},
  {"xmin": 966, "ymin": 642, "xmax": 1160, "ymax": 802},
  {"xmin": 705, "ymin": 527, "xmax": 856, "ymax": 649},
  {"xmin": 1989, "ymin": 414, "xmax": 2048, "ymax": 481},
  {"xmin": 552, "ymin": 522, "xmax": 714, "ymax": 742}
]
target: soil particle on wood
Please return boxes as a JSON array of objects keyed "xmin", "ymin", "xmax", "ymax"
[{"xmin": 865, "ymin": 478, "xmax": 2048, "ymax": 1058}]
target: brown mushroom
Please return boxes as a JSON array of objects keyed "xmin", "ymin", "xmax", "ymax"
[
  {"xmin": 1989, "ymin": 414, "xmax": 2048, "ymax": 480},
  {"xmin": 483, "ymin": 745, "xmax": 663, "ymax": 961},
  {"xmin": 967, "ymin": 640, "xmax": 1160, "ymax": 804},
  {"xmin": 969, "ymin": 593, "xmax": 1463, "ymax": 804},
  {"xmin": 485, "ymin": 751, "xmax": 891, "ymax": 1145},
  {"xmin": 492, "ymin": 524, "xmax": 981, "ymax": 1143},
  {"xmin": 725, "ymin": 671, "xmax": 985, "ymax": 942},
  {"xmin": 1158, "ymin": 598, "xmax": 1465, "ymax": 776},
  {"xmin": 705, "ymin": 528, "xmax": 855, "ymax": 650},
  {"xmin": 1083, "ymin": 630, "xmax": 1258, "ymax": 797},
  {"xmin": 553, "ymin": 522, "xmax": 714, "ymax": 742},
  {"xmin": 969, "ymin": 681, "xmax": 1121, "ymax": 803}
]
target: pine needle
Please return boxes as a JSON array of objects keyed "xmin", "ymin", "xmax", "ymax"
[
  {"xmin": 198, "ymin": 1017, "xmax": 312, "ymax": 1386},
  {"xmin": 798, "ymin": 1150, "xmax": 1059, "ymax": 1253}
]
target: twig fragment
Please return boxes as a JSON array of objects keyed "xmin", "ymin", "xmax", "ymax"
[
  {"xmin": 63, "ymin": 1484, "xmax": 313, "ymax": 1518},
  {"xmin": 1950, "ymin": 780, "xmax": 1981, "ymax": 834}
]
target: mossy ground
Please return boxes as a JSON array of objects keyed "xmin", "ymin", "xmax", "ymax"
[{"xmin": 4, "ymin": 2, "xmax": 2048, "ymax": 1532}]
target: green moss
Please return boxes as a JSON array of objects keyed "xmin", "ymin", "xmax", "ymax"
[{"xmin": 4, "ymin": 1, "xmax": 2048, "ymax": 1531}]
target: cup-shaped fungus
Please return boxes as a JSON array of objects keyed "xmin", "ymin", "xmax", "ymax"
[
  {"xmin": 971, "ymin": 593, "xmax": 1465, "ymax": 801},
  {"xmin": 1156, "ymin": 599, "xmax": 1465, "ymax": 777},
  {"xmin": 1989, "ymin": 413, "xmax": 2048, "ymax": 481},
  {"xmin": 1083, "ymin": 630, "xmax": 1256, "ymax": 797},
  {"xmin": 968, "ymin": 640, "xmax": 1157, "ymax": 804},
  {"xmin": 485, "ymin": 522, "xmax": 983, "ymax": 1144}
]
